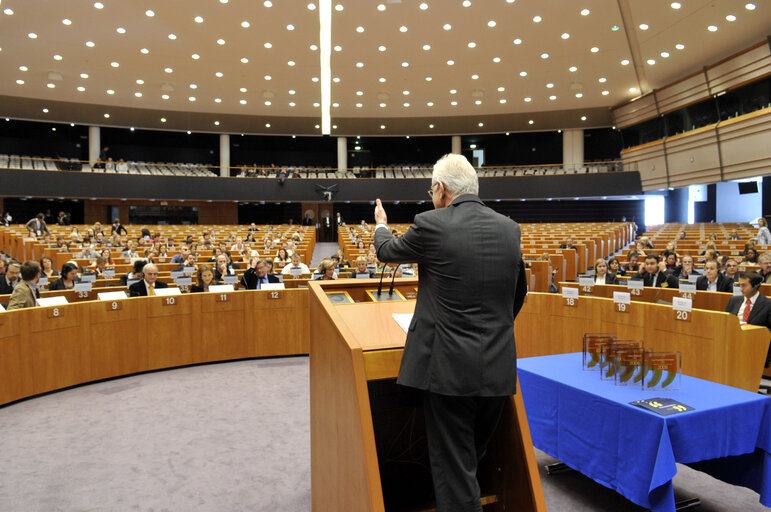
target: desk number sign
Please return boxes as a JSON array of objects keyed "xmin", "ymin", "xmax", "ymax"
[
  {"xmin": 613, "ymin": 291, "xmax": 631, "ymax": 313},
  {"xmin": 672, "ymin": 297, "xmax": 692, "ymax": 322},
  {"xmin": 562, "ymin": 287, "xmax": 579, "ymax": 307}
]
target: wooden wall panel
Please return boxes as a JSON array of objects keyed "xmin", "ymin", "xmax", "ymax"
[
  {"xmin": 612, "ymin": 93, "xmax": 659, "ymax": 129},
  {"xmin": 655, "ymin": 72, "xmax": 710, "ymax": 115},
  {"xmin": 621, "ymin": 140, "xmax": 668, "ymax": 190},
  {"xmin": 665, "ymin": 126, "xmax": 722, "ymax": 189},
  {"xmin": 719, "ymin": 108, "xmax": 771, "ymax": 181},
  {"xmin": 707, "ymin": 42, "xmax": 771, "ymax": 95}
]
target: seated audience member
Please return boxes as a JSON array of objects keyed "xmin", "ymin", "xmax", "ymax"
[
  {"xmin": 560, "ymin": 238, "xmax": 575, "ymax": 250},
  {"xmin": 727, "ymin": 229, "xmax": 742, "ymax": 241},
  {"xmin": 92, "ymin": 257, "xmax": 111, "ymax": 277},
  {"xmin": 156, "ymin": 244, "xmax": 169, "ymax": 258},
  {"xmin": 109, "ymin": 234, "xmax": 123, "ymax": 248},
  {"xmin": 49, "ymin": 262, "xmax": 79, "ymax": 290},
  {"xmin": 663, "ymin": 252, "xmax": 678, "ymax": 271},
  {"xmin": 313, "ymin": 258, "xmax": 337, "ymax": 280},
  {"xmin": 336, "ymin": 250, "xmax": 351, "ymax": 268},
  {"xmin": 69, "ymin": 226, "xmax": 82, "ymax": 243},
  {"xmin": 116, "ymin": 159, "xmax": 129, "ymax": 172},
  {"xmin": 140, "ymin": 227, "xmax": 151, "ymax": 239},
  {"xmin": 214, "ymin": 254, "xmax": 237, "ymax": 281},
  {"xmin": 191, "ymin": 264, "xmax": 218, "ymax": 293},
  {"xmin": 725, "ymin": 271, "xmax": 771, "ymax": 366},
  {"xmin": 119, "ymin": 260, "xmax": 147, "ymax": 286},
  {"xmin": 759, "ymin": 252, "xmax": 771, "ymax": 284},
  {"xmin": 743, "ymin": 247, "xmax": 759, "ymax": 264},
  {"xmin": 176, "ymin": 253, "xmax": 198, "ymax": 272},
  {"xmin": 0, "ymin": 259, "xmax": 5, "ymax": 276},
  {"xmin": 607, "ymin": 257, "xmax": 623, "ymax": 277},
  {"xmin": 230, "ymin": 236, "xmax": 245, "ymax": 253},
  {"xmin": 7, "ymin": 261, "xmax": 42, "ymax": 310},
  {"xmin": 593, "ymin": 258, "xmax": 618, "ymax": 285},
  {"xmin": 39, "ymin": 256, "xmax": 59, "ymax": 279},
  {"xmin": 122, "ymin": 241, "xmax": 139, "ymax": 258},
  {"xmin": 53, "ymin": 236, "xmax": 66, "ymax": 248},
  {"xmin": 677, "ymin": 230, "xmax": 687, "ymax": 240},
  {"xmin": 700, "ymin": 241, "xmax": 720, "ymax": 257},
  {"xmin": 274, "ymin": 248, "xmax": 291, "ymax": 264},
  {"xmin": 0, "ymin": 261, "xmax": 22, "ymax": 294},
  {"xmin": 639, "ymin": 236, "xmax": 654, "ymax": 249},
  {"xmin": 262, "ymin": 257, "xmax": 277, "ymax": 276},
  {"xmin": 703, "ymin": 249, "xmax": 718, "ymax": 264},
  {"xmin": 281, "ymin": 253, "xmax": 310, "ymax": 276},
  {"xmin": 634, "ymin": 241, "xmax": 648, "ymax": 258},
  {"xmin": 128, "ymin": 263, "xmax": 168, "ymax": 296},
  {"xmin": 241, "ymin": 258, "xmax": 280, "ymax": 289},
  {"xmin": 171, "ymin": 245, "xmax": 190, "ymax": 264},
  {"xmin": 350, "ymin": 256, "xmax": 376, "ymax": 278},
  {"xmin": 76, "ymin": 242, "xmax": 100, "ymax": 259},
  {"xmin": 25, "ymin": 213, "xmax": 50, "ymax": 237},
  {"xmin": 623, "ymin": 251, "xmax": 640, "ymax": 274},
  {"xmin": 669, "ymin": 254, "xmax": 699, "ymax": 280},
  {"xmin": 724, "ymin": 258, "xmax": 740, "ymax": 283},
  {"xmin": 99, "ymin": 248, "xmax": 115, "ymax": 266},
  {"xmin": 636, "ymin": 255, "xmax": 678, "ymax": 288},
  {"xmin": 696, "ymin": 260, "xmax": 733, "ymax": 293},
  {"xmin": 660, "ymin": 241, "xmax": 677, "ymax": 256}
]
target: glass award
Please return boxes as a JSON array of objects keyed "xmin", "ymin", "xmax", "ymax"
[
  {"xmin": 601, "ymin": 340, "xmax": 643, "ymax": 381},
  {"xmin": 582, "ymin": 333, "xmax": 616, "ymax": 371},
  {"xmin": 642, "ymin": 351, "xmax": 682, "ymax": 390},
  {"xmin": 614, "ymin": 347, "xmax": 644, "ymax": 386}
]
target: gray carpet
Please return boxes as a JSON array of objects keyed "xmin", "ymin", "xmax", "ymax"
[
  {"xmin": 0, "ymin": 358, "xmax": 767, "ymax": 511},
  {"xmin": 309, "ymin": 242, "xmax": 340, "ymax": 268}
]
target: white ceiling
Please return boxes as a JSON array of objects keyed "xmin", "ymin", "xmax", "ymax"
[{"xmin": 0, "ymin": 0, "xmax": 768, "ymax": 134}]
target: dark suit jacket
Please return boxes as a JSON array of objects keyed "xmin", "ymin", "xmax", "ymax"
[
  {"xmin": 595, "ymin": 273, "xmax": 619, "ymax": 285},
  {"xmin": 696, "ymin": 274, "xmax": 734, "ymax": 293},
  {"xmin": 240, "ymin": 268, "xmax": 280, "ymax": 289},
  {"xmin": 375, "ymin": 194, "xmax": 527, "ymax": 396},
  {"xmin": 0, "ymin": 277, "xmax": 17, "ymax": 295},
  {"xmin": 128, "ymin": 280, "xmax": 169, "ymax": 297},
  {"xmin": 726, "ymin": 293, "xmax": 771, "ymax": 365},
  {"xmin": 636, "ymin": 271, "xmax": 679, "ymax": 289},
  {"xmin": 25, "ymin": 218, "xmax": 50, "ymax": 236}
]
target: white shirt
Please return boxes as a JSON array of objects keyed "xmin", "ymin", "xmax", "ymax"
[
  {"xmin": 375, "ymin": 223, "xmax": 389, "ymax": 232},
  {"xmin": 281, "ymin": 262, "xmax": 310, "ymax": 275},
  {"xmin": 594, "ymin": 274, "xmax": 606, "ymax": 285},
  {"xmin": 144, "ymin": 280, "xmax": 156, "ymax": 294},
  {"xmin": 706, "ymin": 277, "xmax": 718, "ymax": 292},
  {"xmin": 738, "ymin": 291, "xmax": 760, "ymax": 324}
]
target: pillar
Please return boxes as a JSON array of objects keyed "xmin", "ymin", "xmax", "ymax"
[
  {"xmin": 337, "ymin": 136, "xmax": 347, "ymax": 172},
  {"xmin": 562, "ymin": 128, "xmax": 584, "ymax": 171},
  {"xmin": 219, "ymin": 134, "xmax": 230, "ymax": 177},
  {"xmin": 88, "ymin": 126, "xmax": 100, "ymax": 165},
  {"xmin": 451, "ymin": 135, "xmax": 461, "ymax": 154}
]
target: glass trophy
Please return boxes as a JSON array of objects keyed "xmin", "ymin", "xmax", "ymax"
[
  {"xmin": 614, "ymin": 347, "xmax": 644, "ymax": 386},
  {"xmin": 642, "ymin": 351, "xmax": 682, "ymax": 390},
  {"xmin": 601, "ymin": 340, "xmax": 644, "ymax": 381},
  {"xmin": 583, "ymin": 333, "xmax": 616, "ymax": 371}
]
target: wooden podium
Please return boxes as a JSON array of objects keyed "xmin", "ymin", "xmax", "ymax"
[{"xmin": 308, "ymin": 279, "xmax": 546, "ymax": 512}]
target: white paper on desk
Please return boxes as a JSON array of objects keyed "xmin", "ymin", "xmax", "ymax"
[{"xmin": 392, "ymin": 313, "xmax": 414, "ymax": 335}]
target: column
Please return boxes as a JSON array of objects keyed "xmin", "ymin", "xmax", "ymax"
[
  {"xmin": 562, "ymin": 128, "xmax": 584, "ymax": 171},
  {"xmin": 337, "ymin": 136, "xmax": 347, "ymax": 173},
  {"xmin": 88, "ymin": 126, "xmax": 100, "ymax": 165},
  {"xmin": 219, "ymin": 134, "xmax": 230, "ymax": 177},
  {"xmin": 451, "ymin": 135, "xmax": 461, "ymax": 154}
]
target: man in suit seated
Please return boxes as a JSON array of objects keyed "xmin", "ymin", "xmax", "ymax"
[
  {"xmin": 727, "ymin": 229, "xmax": 742, "ymax": 241},
  {"xmin": 128, "ymin": 263, "xmax": 168, "ymax": 296},
  {"xmin": 636, "ymin": 254, "xmax": 679, "ymax": 288},
  {"xmin": 724, "ymin": 258, "xmax": 740, "ymax": 283},
  {"xmin": 759, "ymin": 252, "xmax": 771, "ymax": 284},
  {"xmin": 25, "ymin": 213, "xmax": 50, "ymax": 237},
  {"xmin": 696, "ymin": 260, "xmax": 734, "ymax": 293},
  {"xmin": 170, "ymin": 245, "xmax": 190, "ymax": 264},
  {"xmin": 241, "ymin": 258, "xmax": 280, "ymax": 289},
  {"xmin": 0, "ymin": 261, "xmax": 21, "ymax": 295},
  {"xmin": 725, "ymin": 271, "xmax": 771, "ymax": 366},
  {"xmin": 7, "ymin": 261, "xmax": 41, "ymax": 310}
]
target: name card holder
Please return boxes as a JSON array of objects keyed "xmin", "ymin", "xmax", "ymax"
[
  {"xmin": 175, "ymin": 276, "xmax": 192, "ymax": 287},
  {"xmin": 289, "ymin": 268, "xmax": 303, "ymax": 278},
  {"xmin": 75, "ymin": 282, "xmax": 92, "ymax": 293},
  {"xmin": 627, "ymin": 279, "xmax": 644, "ymax": 296},
  {"xmin": 38, "ymin": 276, "xmax": 49, "ymax": 286},
  {"xmin": 672, "ymin": 296, "xmax": 692, "ymax": 322},
  {"xmin": 80, "ymin": 274, "xmax": 97, "ymax": 283},
  {"xmin": 170, "ymin": 270, "xmax": 184, "ymax": 279},
  {"xmin": 155, "ymin": 287, "xmax": 182, "ymax": 297},
  {"xmin": 562, "ymin": 287, "xmax": 579, "ymax": 307},
  {"xmin": 679, "ymin": 282, "xmax": 696, "ymax": 300},
  {"xmin": 37, "ymin": 296, "xmax": 69, "ymax": 308},
  {"xmin": 223, "ymin": 274, "xmax": 238, "ymax": 284},
  {"xmin": 688, "ymin": 274, "xmax": 699, "ymax": 284},
  {"xmin": 102, "ymin": 269, "xmax": 115, "ymax": 279},
  {"xmin": 578, "ymin": 276, "xmax": 594, "ymax": 292},
  {"xmin": 183, "ymin": 266, "xmax": 195, "ymax": 276},
  {"xmin": 356, "ymin": 273, "xmax": 370, "ymax": 279},
  {"xmin": 613, "ymin": 291, "xmax": 631, "ymax": 313},
  {"xmin": 733, "ymin": 284, "xmax": 743, "ymax": 296},
  {"xmin": 209, "ymin": 284, "xmax": 235, "ymax": 293}
]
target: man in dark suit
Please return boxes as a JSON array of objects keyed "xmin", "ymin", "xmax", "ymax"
[
  {"xmin": 696, "ymin": 260, "xmax": 734, "ymax": 293},
  {"xmin": 241, "ymin": 258, "xmax": 280, "ymax": 289},
  {"xmin": 128, "ymin": 263, "xmax": 168, "ymax": 297},
  {"xmin": 0, "ymin": 261, "xmax": 21, "ymax": 295},
  {"xmin": 374, "ymin": 153, "xmax": 527, "ymax": 511},
  {"xmin": 725, "ymin": 271, "xmax": 771, "ymax": 366},
  {"xmin": 636, "ymin": 255, "xmax": 679, "ymax": 288}
]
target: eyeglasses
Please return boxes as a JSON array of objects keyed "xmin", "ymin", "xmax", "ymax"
[{"xmin": 427, "ymin": 183, "xmax": 438, "ymax": 198}]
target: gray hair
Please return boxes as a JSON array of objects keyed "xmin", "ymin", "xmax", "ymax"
[
  {"xmin": 432, "ymin": 154, "xmax": 479, "ymax": 196},
  {"xmin": 759, "ymin": 252, "xmax": 771, "ymax": 263}
]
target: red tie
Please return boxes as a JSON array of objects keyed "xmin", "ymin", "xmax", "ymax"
[{"xmin": 742, "ymin": 298, "xmax": 752, "ymax": 323}]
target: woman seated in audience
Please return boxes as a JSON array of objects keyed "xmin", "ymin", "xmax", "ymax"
[
  {"xmin": 702, "ymin": 249, "xmax": 718, "ymax": 264},
  {"xmin": 638, "ymin": 236, "xmax": 654, "ymax": 249},
  {"xmin": 157, "ymin": 244, "xmax": 169, "ymax": 258},
  {"xmin": 92, "ymin": 222, "xmax": 105, "ymax": 237},
  {"xmin": 356, "ymin": 240, "xmax": 366, "ymax": 251},
  {"xmin": 92, "ymin": 256, "xmax": 111, "ymax": 277},
  {"xmin": 143, "ymin": 248, "xmax": 157, "ymax": 263},
  {"xmin": 607, "ymin": 257, "xmax": 623, "ymax": 277},
  {"xmin": 634, "ymin": 241, "xmax": 648, "ymax": 258},
  {"xmin": 274, "ymin": 248, "xmax": 291, "ymax": 264},
  {"xmin": 39, "ymin": 256, "xmax": 59, "ymax": 279},
  {"xmin": 708, "ymin": 232, "xmax": 719, "ymax": 242},
  {"xmin": 660, "ymin": 241, "xmax": 676, "ymax": 258},
  {"xmin": 99, "ymin": 248, "xmax": 114, "ymax": 266},
  {"xmin": 69, "ymin": 226, "xmax": 82, "ymax": 243},
  {"xmin": 700, "ymin": 241, "xmax": 720, "ymax": 257},
  {"xmin": 244, "ymin": 231, "xmax": 256, "ymax": 243},
  {"xmin": 313, "ymin": 258, "xmax": 337, "ymax": 280},
  {"xmin": 663, "ymin": 252, "xmax": 678, "ymax": 271},
  {"xmin": 336, "ymin": 250, "xmax": 351, "ymax": 268},
  {"xmin": 191, "ymin": 264, "xmax": 218, "ymax": 293},
  {"xmin": 49, "ymin": 262, "xmax": 79, "ymax": 290},
  {"xmin": 742, "ymin": 247, "xmax": 759, "ymax": 264},
  {"xmin": 592, "ymin": 258, "xmax": 618, "ymax": 285},
  {"xmin": 677, "ymin": 230, "xmax": 687, "ymax": 240},
  {"xmin": 349, "ymin": 256, "xmax": 376, "ymax": 278}
]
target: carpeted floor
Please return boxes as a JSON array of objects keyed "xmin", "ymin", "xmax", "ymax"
[{"xmin": 0, "ymin": 357, "xmax": 766, "ymax": 511}]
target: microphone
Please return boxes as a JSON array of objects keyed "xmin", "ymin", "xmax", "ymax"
[
  {"xmin": 388, "ymin": 264, "xmax": 398, "ymax": 296},
  {"xmin": 376, "ymin": 264, "xmax": 386, "ymax": 297}
]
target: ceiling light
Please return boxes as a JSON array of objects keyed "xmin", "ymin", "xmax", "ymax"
[
  {"xmin": 401, "ymin": 90, "xmax": 410, "ymax": 96},
  {"xmin": 106, "ymin": 89, "xmax": 114, "ymax": 94},
  {"xmin": 379, "ymin": 103, "xmax": 386, "ymax": 108},
  {"xmin": 443, "ymin": 24, "xmax": 452, "ymax": 30},
  {"xmin": 561, "ymin": 33, "xmax": 570, "ymax": 39},
  {"xmin": 187, "ymin": 131, "xmax": 192, "ymax": 135},
  {"xmin": 403, "ymin": 102, "xmax": 410, "ymax": 107},
  {"xmin": 287, "ymin": 60, "xmax": 296, "ymax": 66},
  {"xmin": 707, "ymin": 25, "xmax": 718, "ymax": 32},
  {"xmin": 462, "ymin": 0, "xmax": 471, "ymax": 6},
  {"xmin": 447, "ymin": 60, "xmax": 455, "ymax": 65},
  {"xmin": 216, "ymin": 72, "xmax": 223, "ymax": 77},
  {"xmin": 218, "ymin": 39, "xmax": 226, "ymax": 45},
  {"xmin": 86, "ymin": 41, "xmax": 96, "ymax": 47},
  {"xmin": 450, "ymin": 89, "xmax": 457, "ymax": 94},
  {"xmin": 602, "ymin": 90, "xmax": 610, "ymax": 95},
  {"xmin": 524, "ymin": 97, "xmax": 532, "ymax": 102},
  {"xmin": 513, "ymin": 38, "xmax": 522, "ymax": 44},
  {"xmin": 190, "ymin": 83, "xmax": 198, "ymax": 89},
  {"xmin": 380, "ymin": 125, "xmax": 386, "ymax": 129},
  {"xmin": 621, "ymin": 59, "xmax": 630, "ymax": 65},
  {"xmin": 575, "ymin": 92, "xmax": 583, "ymax": 98},
  {"xmin": 110, "ymin": 61, "xmax": 119, "ymax": 67},
  {"xmin": 62, "ymin": 18, "xmax": 72, "ymax": 25},
  {"xmin": 332, "ymin": 102, "xmax": 339, "ymax": 107},
  {"xmin": 488, "ymin": 20, "xmax": 496, "ymax": 27},
  {"xmin": 528, "ymin": 120, "xmax": 534, "ymax": 125},
  {"xmin": 423, "ymin": 44, "xmax": 431, "ymax": 50},
  {"xmin": 116, "ymin": 27, "xmax": 127, "ymax": 34},
  {"xmin": 378, "ymin": 45, "xmax": 386, "ymax": 51},
  {"xmin": 289, "ymin": 102, "xmax": 296, "ymax": 106},
  {"xmin": 356, "ymin": 91, "xmax": 363, "ymax": 96},
  {"xmin": 378, "ymin": 77, "xmax": 386, "ymax": 83},
  {"xmin": 241, "ymin": 57, "xmax": 249, "ymax": 63},
  {"xmin": 429, "ymin": 124, "xmax": 434, "ymax": 128},
  {"xmin": 162, "ymin": 94, "xmax": 170, "ymax": 99},
  {"xmin": 546, "ymin": 83, "xmax": 554, "ymax": 88},
  {"xmin": 332, "ymin": 76, "xmax": 340, "ymax": 82},
  {"xmin": 474, "ymin": 100, "xmax": 481, "ymax": 105},
  {"xmin": 136, "ymin": 79, "xmax": 144, "ymax": 85},
  {"xmin": 549, "ymin": 95, "xmax": 557, "ymax": 100},
  {"xmin": 647, "ymin": 59, "xmax": 656, "ymax": 65},
  {"xmin": 335, "ymin": 4, "xmax": 343, "ymax": 11},
  {"xmin": 499, "ymin": 99, "xmax": 507, "ymax": 104},
  {"xmin": 161, "ymin": 118, "xmax": 167, "ymax": 123},
  {"xmin": 188, "ymin": 96, "xmax": 196, "ymax": 101},
  {"xmin": 334, "ymin": 45, "xmax": 342, "ymax": 51},
  {"xmin": 639, "ymin": 24, "xmax": 649, "ymax": 30},
  {"xmin": 745, "ymin": 3, "xmax": 756, "ymax": 10},
  {"xmin": 580, "ymin": 116, "xmax": 587, "ymax": 121},
  {"xmin": 670, "ymin": 2, "xmax": 681, "ymax": 8},
  {"xmin": 451, "ymin": 101, "xmax": 458, "ymax": 105},
  {"xmin": 94, "ymin": 2, "xmax": 104, "ymax": 8},
  {"xmin": 241, "ymin": 21, "xmax": 250, "ymax": 28},
  {"xmin": 146, "ymin": 10, "xmax": 155, "ymax": 16},
  {"xmin": 598, "ymin": 77, "xmax": 607, "ymax": 83},
  {"xmin": 400, "ymin": 26, "xmax": 408, "ymax": 32},
  {"xmin": 471, "ymin": 74, "xmax": 479, "ymax": 79},
  {"xmin": 478, "ymin": 122, "xmax": 484, "ymax": 127},
  {"xmin": 15, "ymin": 79, "xmax": 24, "ymax": 85},
  {"xmin": 103, "ymin": 114, "xmax": 110, "ymax": 118},
  {"xmin": 726, "ymin": 14, "xmax": 736, "ymax": 21},
  {"xmin": 192, "ymin": 53, "xmax": 200, "ymax": 59},
  {"xmin": 356, "ymin": 26, "xmax": 364, "ymax": 33},
  {"xmin": 140, "ymin": 48, "xmax": 149, "ymax": 54},
  {"xmin": 168, "ymin": 33, "xmax": 177, "ymax": 40},
  {"xmin": 467, "ymin": 42, "xmax": 476, "ymax": 48},
  {"xmin": 264, "ymin": 75, "xmax": 272, "ymax": 80},
  {"xmin": 355, "ymin": 103, "xmax": 362, "ymax": 107},
  {"xmin": 533, "ymin": 16, "xmax": 542, "ymax": 22},
  {"xmin": 629, "ymin": 87, "xmax": 638, "ymax": 93},
  {"xmin": 195, "ymin": 16, "xmax": 204, "ymax": 23},
  {"xmin": 308, "ymin": 3, "xmax": 317, "ymax": 10},
  {"xmin": 493, "ymin": 57, "xmax": 501, "ymax": 63},
  {"xmin": 310, "ymin": 44, "xmax": 318, "ymax": 50},
  {"xmin": 164, "ymin": 67, "xmax": 173, "ymax": 73},
  {"xmin": 377, "ymin": 3, "xmax": 385, "ymax": 11},
  {"xmin": 675, "ymin": 43, "xmax": 685, "ymax": 50},
  {"xmin": 569, "ymin": 66, "xmax": 577, "ymax": 72},
  {"xmin": 19, "ymin": 66, "xmax": 28, "ymax": 71},
  {"xmin": 497, "ymin": 86, "xmax": 505, "ymax": 92},
  {"xmin": 265, "ymin": 42, "xmax": 275, "ymax": 49},
  {"xmin": 660, "ymin": 51, "xmax": 670, "ymax": 58},
  {"xmin": 240, "ymin": 87, "xmax": 247, "ymax": 92},
  {"xmin": 591, "ymin": 47, "xmax": 599, "ymax": 53},
  {"xmin": 288, "ymin": 89, "xmax": 296, "ymax": 94},
  {"xmin": 214, "ymin": 121, "xmax": 220, "ymax": 126},
  {"xmin": 313, "ymin": 102, "xmax": 320, "ymax": 107},
  {"xmin": 80, "ymin": 73, "xmax": 88, "ymax": 78},
  {"xmin": 214, "ymin": 98, "xmax": 221, "ymax": 102},
  {"xmin": 580, "ymin": 8, "xmax": 590, "ymax": 15},
  {"xmin": 540, "ymin": 53, "xmax": 549, "ymax": 59},
  {"xmin": 42, "ymin": 108, "xmax": 49, "ymax": 113},
  {"xmin": 427, "ymin": 101, "xmax": 434, "ymax": 106},
  {"xmin": 77, "ymin": 86, "xmax": 85, "ymax": 92},
  {"xmin": 135, "ymin": 92, "xmax": 142, "ymax": 97},
  {"xmin": 240, "ymin": 99, "xmax": 247, "ymax": 104},
  {"xmin": 420, "ymin": 3, "xmax": 429, "ymax": 10},
  {"xmin": 54, "ymin": 54, "xmax": 63, "ymax": 61},
  {"xmin": 284, "ymin": 24, "xmax": 294, "ymax": 32},
  {"xmin": 3, "ymin": 8, "xmax": 14, "ymax": 15}
]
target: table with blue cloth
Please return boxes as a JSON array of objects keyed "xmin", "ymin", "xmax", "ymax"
[{"xmin": 518, "ymin": 352, "xmax": 771, "ymax": 512}]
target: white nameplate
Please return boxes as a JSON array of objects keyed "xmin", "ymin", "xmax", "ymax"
[
  {"xmin": 578, "ymin": 276, "xmax": 594, "ymax": 287},
  {"xmin": 37, "ymin": 296, "xmax": 69, "ymax": 307},
  {"xmin": 183, "ymin": 266, "xmax": 195, "ymax": 275},
  {"xmin": 613, "ymin": 291, "xmax": 631, "ymax": 304},
  {"xmin": 627, "ymin": 279, "xmax": 644, "ymax": 290},
  {"xmin": 733, "ymin": 285, "xmax": 743, "ymax": 296},
  {"xmin": 672, "ymin": 297, "xmax": 692, "ymax": 312},
  {"xmin": 209, "ymin": 284, "xmax": 235, "ymax": 293},
  {"xmin": 562, "ymin": 287, "xmax": 579, "ymax": 299},
  {"xmin": 223, "ymin": 274, "xmax": 238, "ymax": 284},
  {"xmin": 688, "ymin": 274, "xmax": 699, "ymax": 283},
  {"xmin": 356, "ymin": 272, "xmax": 370, "ymax": 279},
  {"xmin": 288, "ymin": 267, "xmax": 303, "ymax": 278},
  {"xmin": 175, "ymin": 276, "xmax": 192, "ymax": 286},
  {"xmin": 0, "ymin": 303, "xmax": 5, "ymax": 311},
  {"xmin": 75, "ymin": 282, "xmax": 92, "ymax": 292},
  {"xmin": 98, "ymin": 291, "xmax": 128, "ymax": 301},
  {"xmin": 260, "ymin": 283, "xmax": 285, "ymax": 291},
  {"xmin": 80, "ymin": 273, "xmax": 97, "ymax": 283},
  {"xmin": 102, "ymin": 269, "xmax": 115, "ymax": 278},
  {"xmin": 170, "ymin": 270, "xmax": 184, "ymax": 279},
  {"xmin": 679, "ymin": 283, "xmax": 696, "ymax": 293},
  {"xmin": 154, "ymin": 287, "xmax": 181, "ymax": 296},
  {"xmin": 38, "ymin": 276, "xmax": 49, "ymax": 286}
]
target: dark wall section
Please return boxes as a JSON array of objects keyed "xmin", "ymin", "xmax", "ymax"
[
  {"xmin": 237, "ymin": 202, "xmax": 303, "ymax": 225},
  {"xmin": 0, "ymin": 119, "xmax": 87, "ymax": 160},
  {"xmin": 583, "ymin": 128, "xmax": 623, "ymax": 161},
  {"xmin": 3, "ymin": 198, "xmax": 85, "ymax": 225},
  {"xmin": 101, "ymin": 127, "xmax": 219, "ymax": 165},
  {"xmin": 693, "ymin": 183, "xmax": 717, "ymax": 223},
  {"xmin": 464, "ymin": 132, "xmax": 563, "ymax": 166},
  {"xmin": 665, "ymin": 187, "xmax": 689, "ymax": 223},
  {"xmin": 0, "ymin": 169, "xmax": 642, "ymax": 202},
  {"xmin": 347, "ymin": 136, "xmax": 449, "ymax": 167},
  {"xmin": 232, "ymin": 135, "xmax": 336, "ymax": 169},
  {"xmin": 763, "ymin": 177, "xmax": 771, "ymax": 218}
]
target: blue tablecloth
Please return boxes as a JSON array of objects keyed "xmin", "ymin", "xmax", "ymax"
[{"xmin": 518, "ymin": 353, "xmax": 771, "ymax": 512}]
